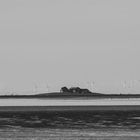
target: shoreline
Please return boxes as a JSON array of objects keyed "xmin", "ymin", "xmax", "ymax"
[{"xmin": 1, "ymin": 92, "xmax": 140, "ymax": 99}]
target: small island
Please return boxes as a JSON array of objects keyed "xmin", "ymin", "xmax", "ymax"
[{"xmin": 0, "ymin": 86, "xmax": 140, "ymax": 99}]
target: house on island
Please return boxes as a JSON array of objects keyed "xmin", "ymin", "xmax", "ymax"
[{"xmin": 60, "ymin": 87, "xmax": 92, "ymax": 94}]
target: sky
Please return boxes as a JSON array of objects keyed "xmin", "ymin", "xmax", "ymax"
[{"xmin": 0, "ymin": 0, "xmax": 140, "ymax": 94}]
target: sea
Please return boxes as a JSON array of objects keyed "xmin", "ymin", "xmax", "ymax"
[{"xmin": 0, "ymin": 111, "xmax": 140, "ymax": 140}]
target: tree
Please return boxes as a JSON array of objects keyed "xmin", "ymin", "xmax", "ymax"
[{"xmin": 60, "ymin": 87, "xmax": 69, "ymax": 93}]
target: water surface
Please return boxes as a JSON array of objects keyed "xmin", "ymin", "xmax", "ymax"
[
  {"xmin": 1, "ymin": 98, "xmax": 140, "ymax": 106},
  {"xmin": 0, "ymin": 111, "xmax": 140, "ymax": 139}
]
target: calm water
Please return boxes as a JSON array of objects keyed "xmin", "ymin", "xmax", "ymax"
[
  {"xmin": 0, "ymin": 111, "xmax": 140, "ymax": 139},
  {"xmin": 1, "ymin": 98, "xmax": 140, "ymax": 106}
]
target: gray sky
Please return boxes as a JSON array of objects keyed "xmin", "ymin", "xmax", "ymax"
[{"xmin": 0, "ymin": 0, "xmax": 140, "ymax": 94}]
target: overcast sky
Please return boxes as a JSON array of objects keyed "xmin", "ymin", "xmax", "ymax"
[{"xmin": 0, "ymin": 0, "xmax": 140, "ymax": 94}]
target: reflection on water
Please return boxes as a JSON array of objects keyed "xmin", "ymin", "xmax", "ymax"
[{"xmin": 0, "ymin": 111, "xmax": 140, "ymax": 139}]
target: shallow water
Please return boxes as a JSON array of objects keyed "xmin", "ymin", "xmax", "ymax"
[
  {"xmin": 1, "ymin": 98, "xmax": 140, "ymax": 106},
  {"xmin": 0, "ymin": 112, "xmax": 140, "ymax": 139}
]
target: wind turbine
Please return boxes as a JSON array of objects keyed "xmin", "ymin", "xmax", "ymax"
[{"xmin": 33, "ymin": 83, "xmax": 38, "ymax": 94}]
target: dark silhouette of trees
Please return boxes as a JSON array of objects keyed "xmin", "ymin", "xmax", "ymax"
[
  {"xmin": 60, "ymin": 87, "xmax": 69, "ymax": 93},
  {"xmin": 60, "ymin": 87, "xmax": 92, "ymax": 94}
]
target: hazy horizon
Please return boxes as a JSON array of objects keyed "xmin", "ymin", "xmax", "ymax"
[{"xmin": 0, "ymin": 0, "xmax": 140, "ymax": 94}]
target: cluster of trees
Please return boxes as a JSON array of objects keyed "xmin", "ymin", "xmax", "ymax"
[{"xmin": 60, "ymin": 87, "xmax": 92, "ymax": 94}]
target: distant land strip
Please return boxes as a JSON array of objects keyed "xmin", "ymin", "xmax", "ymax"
[{"xmin": 0, "ymin": 92, "xmax": 140, "ymax": 98}]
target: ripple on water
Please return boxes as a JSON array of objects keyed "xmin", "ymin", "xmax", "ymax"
[{"xmin": 0, "ymin": 112, "xmax": 140, "ymax": 129}]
